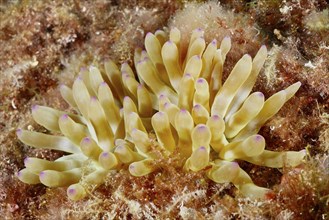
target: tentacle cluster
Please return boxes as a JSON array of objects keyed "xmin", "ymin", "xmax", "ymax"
[{"xmin": 17, "ymin": 28, "xmax": 306, "ymax": 200}]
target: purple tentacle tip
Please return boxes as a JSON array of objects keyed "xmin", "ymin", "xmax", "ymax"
[
  {"xmin": 180, "ymin": 109, "xmax": 187, "ymax": 113},
  {"xmin": 193, "ymin": 104, "xmax": 201, "ymax": 110},
  {"xmin": 77, "ymin": 75, "xmax": 83, "ymax": 81},
  {"xmin": 101, "ymin": 152, "xmax": 109, "ymax": 157},
  {"xmin": 31, "ymin": 105, "xmax": 38, "ymax": 112},
  {"xmin": 199, "ymin": 146, "xmax": 206, "ymax": 151},
  {"xmin": 231, "ymin": 162, "xmax": 239, "ymax": 168},
  {"xmin": 122, "ymin": 72, "xmax": 129, "ymax": 78},
  {"xmin": 157, "ymin": 111, "xmax": 164, "ymax": 116},
  {"xmin": 100, "ymin": 81, "xmax": 107, "ymax": 86},
  {"xmin": 39, "ymin": 171, "xmax": 45, "ymax": 178},
  {"xmin": 137, "ymin": 60, "xmax": 143, "ymax": 65},
  {"xmin": 254, "ymin": 135, "xmax": 263, "ymax": 142},
  {"xmin": 61, "ymin": 114, "xmax": 69, "ymax": 120},
  {"xmin": 212, "ymin": 115, "xmax": 220, "ymax": 120},
  {"xmin": 68, "ymin": 188, "xmax": 76, "ymax": 195},
  {"xmin": 115, "ymin": 145, "xmax": 123, "ymax": 151},
  {"xmin": 16, "ymin": 129, "xmax": 22, "ymax": 136},
  {"xmin": 257, "ymin": 92, "xmax": 264, "ymax": 97},
  {"xmin": 197, "ymin": 124, "xmax": 207, "ymax": 130},
  {"xmin": 24, "ymin": 157, "xmax": 29, "ymax": 164},
  {"xmin": 82, "ymin": 137, "xmax": 91, "ymax": 143},
  {"xmin": 197, "ymin": 78, "xmax": 204, "ymax": 83}
]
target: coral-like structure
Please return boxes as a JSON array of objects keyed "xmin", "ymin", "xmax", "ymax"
[{"xmin": 17, "ymin": 28, "xmax": 306, "ymax": 200}]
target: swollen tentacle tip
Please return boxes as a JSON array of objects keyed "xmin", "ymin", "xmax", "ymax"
[
  {"xmin": 122, "ymin": 72, "xmax": 130, "ymax": 79},
  {"xmin": 260, "ymin": 45, "xmax": 267, "ymax": 50},
  {"xmin": 128, "ymin": 164, "xmax": 141, "ymax": 177},
  {"xmin": 67, "ymin": 184, "xmax": 86, "ymax": 201},
  {"xmin": 137, "ymin": 60, "xmax": 144, "ymax": 65},
  {"xmin": 146, "ymin": 32, "xmax": 153, "ymax": 37},
  {"xmin": 123, "ymin": 96, "xmax": 131, "ymax": 101},
  {"xmin": 199, "ymin": 146, "xmax": 207, "ymax": 151},
  {"xmin": 60, "ymin": 114, "xmax": 69, "ymax": 120},
  {"xmin": 256, "ymin": 92, "xmax": 264, "ymax": 98},
  {"xmin": 76, "ymin": 75, "xmax": 83, "ymax": 81},
  {"xmin": 81, "ymin": 137, "xmax": 91, "ymax": 144},
  {"xmin": 188, "ymin": 146, "xmax": 209, "ymax": 171},
  {"xmin": 196, "ymin": 124, "xmax": 207, "ymax": 131},
  {"xmin": 300, "ymin": 149, "xmax": 307, "ymax": 157},
  {"xmin": 159, "ymin": 94, "xmax": 166, "ymax": 99},
  {"xmin": 180, "ymin": 109, "xmax": 187, "ymax": 113},
  {"xmin": 31, "ymin": 104, "xmax": 39, "ymax": 112},
  {"xmin": 100, "ymin": 81, "xmax": 107, "ymax": 86},
  {"xmin": 231, "ymin": 161, "xmax": 239, "ymax": 168},
  {"xmin": 129, "ymin": 160, "xmax": 154, "ymax": 177},
  {"xmin": 163, "ymin": 102, "xmax": 170, "ymax": 108},
  {"xmin": 80, "ymin": 67, "xmax": 87, "ymax": 71},
  {"xmin": 90, "ymin": 96, "xmax": 97, "ymax": 102},
  {"xmin": 99, "ymin": 152, "xmax": 118, "ymax": 170},
  {"xmin": 211, "ymin": 114, "xmax": 223, "ymax": 121},
  {"xmin": 254, "ymin": 134, "xmax": 264, "ymax": 142},
  {"xmin": 23, "ymin": 157, "xmax": 30, "ymax": 165},
  {"xmin": 137, "ymin": 84, "xmax": 143, "ymax": 89},
  {"xmin": 121, "ymin": 62, "xmax": 129, "ymax": 69},
  {"xmin": 130, "ymin": 128, "xmax": 138, "ymax": 134},
  {"xmin": 16, "ymin": 170, "xmax": 22, "ymax": 177},
  {"xmin": 197, "ymin": 78, "xmax": 205, "ymax": 83},
  {"xmin": 183, "ymin": 73, "xmax": 192, "ymax": 77},
  {"xmin": 193, "ymin": 104, "xmax": 201, "ymax": 109},
  {"xmin": 39, "ymin": 171, "xmax": 46, "ymax": 179},
  {"xmin": 16, "ymin": 128, "xmax": 22, "ymax": 137}
]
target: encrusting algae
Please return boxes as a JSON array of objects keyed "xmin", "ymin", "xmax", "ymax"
[{"xmin": 16, "ymin": 28, "xmax": 306, "ymax": 201}]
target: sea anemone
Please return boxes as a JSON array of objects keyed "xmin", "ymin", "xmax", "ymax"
[{"xmin": 16, "ymin": 28, "xmax": 306, "ymax": 200}]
